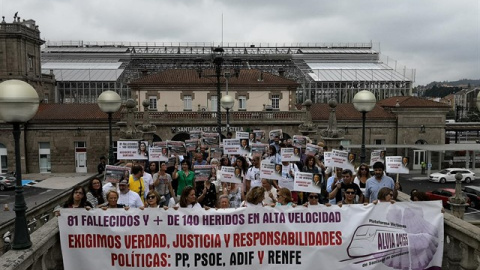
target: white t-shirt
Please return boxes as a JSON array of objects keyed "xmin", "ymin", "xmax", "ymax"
[
  {"xmin": 143, "ymin": 172, "xmax": 153, "ymax": 199},
  {"xmin": 246, "ymin": 166, "xmax": 261, "ymax": 188},
  {"xmin": 118, "ymin": 190, "xmax": 144, "ymax": 208},
  {"xmin": 263, "ymin": 187, "xmax": 278, "ymax": 205}
]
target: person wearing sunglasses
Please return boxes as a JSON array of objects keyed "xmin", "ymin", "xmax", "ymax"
[
  {"xmin": 146, "ymin": 190, "xmax": 162, "ymax": 208},
  {"xmin": 376, "ymin": 187, "xmax": 395, "ymax": 203},
  {"xmin": 338, "ymin": 185, "xmax": 359, "ymax": 206},
  {"xmin": 354, "ymin": 164, "xmax": 370, "ymax": 196}
]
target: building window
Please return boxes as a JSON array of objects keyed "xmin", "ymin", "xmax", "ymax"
[
  {"xmin": 28, "ymin": 55, "xmax": 34, "ymax": 71},
  {"xmin": 271, "ymin": 94, "xmax": 280, "ymax": 110},
  {"xmin": 238, "ymin": 95, "xmax": 246, "ymax": 110},
  {"xmin": 374, "ymin": 139, "xmax": 385, "ymax": 145},
  {"xmin": 210, "ymin": 95, "xmax": 217, "ymax": 112},
  {"xmin": 149, "ymin": 96, "xmax": 157, "ymax": 110},
  {"xmin": 184, "ymin": 95, "xmax": 192, "ymax": 111}
]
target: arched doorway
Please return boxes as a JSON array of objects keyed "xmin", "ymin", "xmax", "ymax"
[
  {"xmin": 153, "ymin": 134, "xmax": 162, "ymax": 142},
  {"xmin": 171, "ymin": 132, "xmax": 190, "ymax": 142}
]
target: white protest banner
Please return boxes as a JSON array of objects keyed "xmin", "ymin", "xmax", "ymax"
[
  {"xmin": 59, "ymin": 202, "xmax": 444, "ymax": 270},
  {"xmin": 219, "ymin": 166, "xmax": 241, "ymax": 184},
  {"xmin": 149, "ymin": 146, "xmax": 169, "ymax": 162},
  {"xmin": 117, "ymin": 141, "xmax": 149, "ymax": 160},
  {"xmin": 281, "ymin": 148, "xmax": 300, "ymax": 162},
  {"xmin": 331, "ymin": 149, "xmax": 355, "ymax": 171},
  {"xmin": 324, "ymin": 152, "xmax": 333, "ymax": 167},
  {"xmin": 305, "ymin": 143, "xmax": 320, "ymax": 156},
  {"xmin": 223, "ymin": 139, "xmax": 240, "ymax": 155},
  {"xmin": 260, "ymin": 160, "xmax": 282, "ymax": 181},
  {"xmin": 104, "ymin": 165, "xmax": 130, "ymax": 184},
  {"xmin": 386, "ymin": 156, "xmax": 410, "ymax": 174}
]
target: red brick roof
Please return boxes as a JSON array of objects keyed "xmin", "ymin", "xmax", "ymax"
[
  {"xmin": 129, "ymin": 69, "xmax": 298, "ymax": 87},
  {"xmin": 310, "ymin": 103, "xmax": 396, "ymax": 121},
  {"xmin": 31, "ymin": 103, "xmax": 122, "ymax": 121},
  {"xmin": 378, "ymin": 96, "xmax": 450, "ymax": 108}
]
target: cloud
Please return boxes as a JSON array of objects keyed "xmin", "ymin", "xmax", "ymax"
[{"xmin": 3, "ymin": 0, "xmax": 479, "ymax": 85}]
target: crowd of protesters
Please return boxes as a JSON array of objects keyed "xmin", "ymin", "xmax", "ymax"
[{"xmin": 60, "ymin": 135, "xmax": 432, "ymax": 214}]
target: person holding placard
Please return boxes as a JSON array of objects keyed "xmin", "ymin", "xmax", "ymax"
[{"xmin": 173, "ymin": 159, "xmax": 195, "ymax": 200}]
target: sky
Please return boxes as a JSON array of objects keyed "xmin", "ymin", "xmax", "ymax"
[{"xmin": 2, "ymin": 0, "xmax": 479, "ymax": 86}]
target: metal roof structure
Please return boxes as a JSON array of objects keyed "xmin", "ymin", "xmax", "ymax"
[
  {"xmin": 307, "ymin": 63, "xmax": 409, "ymax": 82},
  {"xmin": 42, "ymin": 69, "xmax": 124, "ymax": 81}
]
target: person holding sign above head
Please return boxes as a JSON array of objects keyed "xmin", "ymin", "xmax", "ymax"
[
  {"xmin": 173, "ymin": 159, "xmax": 195, "ymax": 200},
  {"xmin": 364, "ymin": 162, "xmax": 399, "ymax": 203},
  {"xmin": 196, "ymin": 176, "xmax": 217, "ymax": 208}
]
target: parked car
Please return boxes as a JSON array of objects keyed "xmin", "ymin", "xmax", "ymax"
[
  {"xmin": 0, "ymin": 175, "xmax": 16, "ymax": 191},
  {"xmin": 462, "ymin": 186, "xmax": 480, "ymax": 209},
  {"xmin": 429, "ymin": 168, "xmax": 475, "ymax": 184},
  {"xmin": 425, "ymin": 188, "xmax": 470, "ymax": 208}
]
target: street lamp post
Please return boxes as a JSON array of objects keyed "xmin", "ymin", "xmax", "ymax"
[
  {"xmin": 0, "ymin": 80, "xmax": 40, "ymax": 249},
  {"xmin": 220, "ymin": 95, "xmax": 235, "ymax": 132},
  {"xmin": 353, "ymin": 90, "xmax": 376, "ymax": 164},
  {"xmin": 98, "ymin": 91, "xmax": 122, "ymax": 165},
  {"xmin": 196, "ymin": 47, "xmax": 241, "ymax": 140}
]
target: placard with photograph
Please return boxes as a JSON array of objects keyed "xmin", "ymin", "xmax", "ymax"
[
  {"xmin": 104, "ymin": 165, "xmax": 130, "ymax": 184},
  {"xmin": 281, "ymin": 147, "xmax": 300, "ymax": 162},
  {"xmin": 117, "ymin": 141, "xmax": 149, "ymax": 160},
  {"xmin": 185, "ymin": 139, "xmax": 200, "ymax": 152},
  {"xmin": 219, "ymin": 166, "xmax": 242, "ymax": 184},
  {"xmin": 202, "ymin": 133, "xmax": 219, "ymax": 147},
  {"xmin": 253, "ymin": 130, "xmax": 266, "ymax": 142},
  {"xmin": 370, "ymin": 150, "xmax": 385, "ymax": 165},
  {"xmin": 331, "ymin": 149, "xmax": 355, "ymax": 171},
  {"xmin": 293, "ymin": 172, "xmax": 321, "ymax": 193},
  {"xmin": 293, "ymin": 135, "xmax": 308, "ymax": 149},
  {"xmin": 269, "ymin": 129, "xmax": 283, "ymax": 141},
  {"xmin": 148, "ymin": 145, "xmax": 169, "ymax": 162},
  {"xmin": 251, "ymin": 143, "xmax": 268, "ymax": 157},
  {"xmin": 260, "ymin": 160, "xmax": 283, "ymax": 181},
  {"xmin": 305, "ymin": 143, "xmax": 320, "ymax": 156},
  {"xmin": 239, "ymin": 138, "xmax": 251, "ymax": 155},
  {"xmin": 209, "ymin": 146, "xmax": 222, "ymax": 159},
  {"xmin": 193, "ymin": 165, "xmax": 214, "ymax": 182},
  {"xmin": 386, "ymin": 156, "xmax": 410, "ymax": 174},
  {"xmin": 168, "ymin": 141, "xmax": 187, "ymax": 156},
  {"xmin": 189, "ymin": 130, "xmax": 202, "ymax": 140}
]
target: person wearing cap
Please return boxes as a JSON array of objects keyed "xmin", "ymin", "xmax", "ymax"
[{"xmin": 118, "ymin": 179, "xmax": 144, "ymax": 209}]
